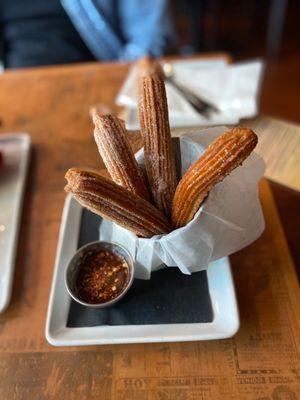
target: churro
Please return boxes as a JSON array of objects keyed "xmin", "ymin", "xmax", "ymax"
[
  {"xmin": 92, "ymin": 113, "xmax": 150, "ymax": 201},
  {"xmin": 172, "ymin": 127, "xmax": 258, "ymax": 228},
  {"xmin": 137, "ymin": 57, "xmax": 177, "ymax": 217},
  {"xmin": 65, "ymin": 168, "xmax": 171, "ymax": 238}
]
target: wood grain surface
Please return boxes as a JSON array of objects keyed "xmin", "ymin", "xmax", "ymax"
[
  {"xmin": 243, "ymin": 117, "xmax": 300, "ymax": 191},
  {"xmin": 0, "ymin": 56, "xmax": 299, "ymax": 399}
]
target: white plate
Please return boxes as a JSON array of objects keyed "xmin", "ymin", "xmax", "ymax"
[
  {"xmin": 46, "ymin": 194, "xmax": 239, "ymax": 346},
  {"xmin": 0, "ymin": 133, "xmax": 30, "ymax": 313}
]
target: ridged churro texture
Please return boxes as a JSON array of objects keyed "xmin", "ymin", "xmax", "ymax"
[
  {"xmin": 172, "ymin": 127, "xmax": 258, "ymax": 228},
  {"xmin": 65, "ymin": 168, "xmax": 171, "ymax": 238},
  {"xmin": 92, "ymin": 113, "xmax": 150, "ymax": 201},
  {"xmin": 137, "ymin": 57, "xmax": 177, "ymax": 217}
]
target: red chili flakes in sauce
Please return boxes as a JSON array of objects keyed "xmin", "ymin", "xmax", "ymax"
[{"xmin": 76, "ymin": 250, "xmax": 129, "ymax": 304}]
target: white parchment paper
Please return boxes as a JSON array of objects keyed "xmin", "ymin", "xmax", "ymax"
[{"xmin": 99, "ymin": 127, "xmax": 265, "ymax": 279}]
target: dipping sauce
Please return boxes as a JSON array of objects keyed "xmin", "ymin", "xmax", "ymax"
[{"xmin": 76, "ymin": 250, "xmax": 129, "ymax": 304}]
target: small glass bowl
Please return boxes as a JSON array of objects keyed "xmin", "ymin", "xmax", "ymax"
[{"xmin": 65, "ymin": 241, "xmax": 134, "ymax": 308}]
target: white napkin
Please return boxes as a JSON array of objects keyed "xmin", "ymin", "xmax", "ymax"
[
  {"xmin": 99, "ymin": 126, "xmax": 265, "ymax": 279},
  {"xmin": 116, "ymin": 59, "xmax": 264, "ymax": 129}
]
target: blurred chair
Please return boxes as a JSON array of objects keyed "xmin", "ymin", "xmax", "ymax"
[
  {"xmin": 266, "ymin": 0, "xmax": 288, "ymax": 59},
  {"xmin": 173, "ymin": 0, "xmax": 289, "ymax": 59}
]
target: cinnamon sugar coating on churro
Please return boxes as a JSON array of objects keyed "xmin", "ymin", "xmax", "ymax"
[
  {"xmin": 137, "ymin": 57, "xmax": 177, "ymax": 217},
  {"xmin": 172, "ymin": 127, "xmax": 258, "ymax": 228},
  {"xmin": 92, "ymin": 113, "xmax": 150, "ymax": 201},
  {"xmin": 65, "ymin": 168, "xmax": 171, "ymax": 238}
]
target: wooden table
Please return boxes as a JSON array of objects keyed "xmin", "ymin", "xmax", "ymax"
[{"xmin": 0, "ymin": 58, "xmax": 299, "ymax": 399}]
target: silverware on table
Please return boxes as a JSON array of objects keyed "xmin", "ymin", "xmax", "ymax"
[{"xmin": 161, "ymin": 62, "xmax": 219, "ymax": 118}]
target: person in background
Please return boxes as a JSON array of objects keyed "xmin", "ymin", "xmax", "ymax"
[{"xmin": 0, "ymin": 0, "xmax": 174, "ymax": 69}]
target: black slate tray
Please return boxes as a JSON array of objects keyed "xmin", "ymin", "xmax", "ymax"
[{"xmin": 67, "ymin": 209, "xmax": 213, "ymax": 327}]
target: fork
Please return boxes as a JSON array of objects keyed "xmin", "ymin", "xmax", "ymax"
[{"xmin": 161, "ymin": 62, "xmax": 219, "ymax": 118}]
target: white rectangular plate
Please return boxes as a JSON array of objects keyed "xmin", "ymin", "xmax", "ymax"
[
  {"xmin": 0, "ymin": 133, "xmax": 30, "ymax": 313},
  {"xmin": 46, "ymin": 194, "xmax": 239, "ymax": 346}
]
